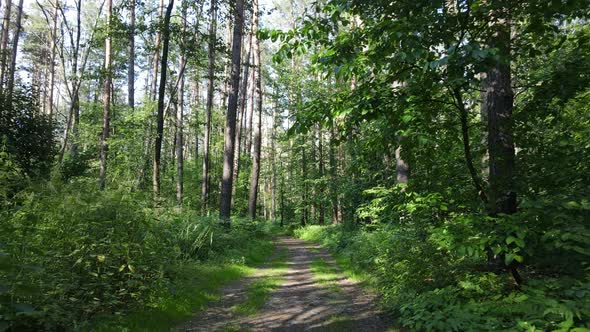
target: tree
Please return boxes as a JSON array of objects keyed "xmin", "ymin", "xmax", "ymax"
[
  {"xmin": 201, "ymin": 0, "xmax": 217, "ymax": 213},
  {"xmin": 153, "ymin": 0, "xmax": 175, "ymax": 197},
  {"xmin": 47, "ymin": 0, "xmax": 59, "ymax": 118},
  {"xmin": 247, "ymin": 0, "xmax": 261, "ymax": 219},
  {"xmin": 233, "ymin": 15, "xmax": 254, "ymax": 203},
  {"xmin": 219, "ymin": 0, "xmax": 244, "ymax": 223},
  {"xmin": 128, "ymin": 0, "xmax": 135, "ymax": 110},
  {"xmin": 7, "ymin": 0, "xmax": 24, "ymax": 98},
  {"xmin": 176, "ymin": 0, "xmax": 187, "ymax": 206},
  {"xmin": 0, "ymin": 0, "xmax": 12, "ymax": 86},
  {"xmin": 99, "ymin": 0, "xmax": 113, "ymax": 190}
]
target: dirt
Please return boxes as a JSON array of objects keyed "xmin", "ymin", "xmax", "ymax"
[{"xmin": 175, "ymin": 237, "xmax": 391, "ymax": 332}]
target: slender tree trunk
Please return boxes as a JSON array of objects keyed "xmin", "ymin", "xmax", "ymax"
[
  {"xmin": 221, "ymin": 22, "xmax": 232, "ymax": 110},
  {"xmin": 248, "ymin": 1, "xmax": 262, "ymax": 219},
  {"xmin": 128, "ymin": 0, "xmax": 135, "ymax": 109},
  {"xmin": 301, "ymin": 140, "xmax": 307, "ymax": 226},
  {"xmin": 202, "ymin": 0, "xmax": 217, "ymax": 213},
  {"xmin": 0, "ymin": 0, "xmax": 12, "ymax": 87},
  {"xmin": 153, "ymin": 0, "xmax": 174, "ymax": 197},
  {"xmin": 6, "ymin": 0, "xmax": 23, "ymax": 98},
  {"xmin": 453, "ymin": 87, "xmax": 487, "ymax": 202},
  {"xmin": 48, "ymin": 1, "xmax": 59, "ymax": 118},
  {"xmin": 176, "ymin": 1, "xmax": 187, "ymax": 206},
  {"xmin": 219, "ymin": 0, "xmax": 244, "ymax": 223},
  {"xmin": 99, "ymin": 0, "xmax": 113, "ymax": 190},
  {"xmin": 151, "ymin": 0, "xmax": 165, "ymax": 100},
  {"xmin": 318, "ymin": 124, "xmax": 325, "ymax": 224},
  {"xmin": 270, "ymin": 93, "xmax": 277, "ymax": 221},
  {"xmin": 68, "ymin": 0, "xmax": 82, "ymax": 158},
  {"xmin": 233, "ymin": 21, "xmax": 254, "ymax": 202},
  {"xmin": 245, "ymin": 68, "xmax": 255, "ymax": 154},
  {"xmin": 329, "ymin": 121, "xmax": 339, "ymax": 224}
]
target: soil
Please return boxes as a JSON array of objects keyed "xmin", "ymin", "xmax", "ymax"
[{"xmin": 175, "ymin": 237, "xmax": 392, "ymax": 331}]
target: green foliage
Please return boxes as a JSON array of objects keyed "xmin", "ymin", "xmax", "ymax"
[
  {"xmin": 297, "ymin": 224, "xmax": 590, "ymax": 331},
  {"xmin": 0, "ymin": 87, "xmax": 55, "ymax": 178},
  {"xmin": 0, "ymin": 178, "xmax": 278, "ymax": 330}
]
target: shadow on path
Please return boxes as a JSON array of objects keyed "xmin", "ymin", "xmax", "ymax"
[{"xmin": 175, "ymin": 237, "xmax": 390, "ymax": 331}]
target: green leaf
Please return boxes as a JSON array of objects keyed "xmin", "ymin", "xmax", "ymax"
[{"xmin": 506, "ymin": 236, "xmax": 516, "ymax": 245}]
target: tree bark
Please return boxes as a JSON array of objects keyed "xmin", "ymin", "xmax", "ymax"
[
  {"xmin": 0, "ymin": 0, "xmax": 12, "ymax": 87},
  {"xmin": 270, "ymin": 90, "xmax": 278, "ymax": 221},
  {"xmin": 48, "ymin": 0, "xmax": 59, "ymax": 118},
  {"xmin": 248, "ymin": 0, "xmax": 262, "ymax": 219},
  {"xmin": 318, "ymin": 124, "xmax": 325, "ymax": 225},
  {"xmin": 482, "ymin": 5, "xmax": 519, "ymax": 284},
  {"xmin": 150, "ymin": 0, "xmax": 165, "ymax": 100},
  {"xmin": 176, "ymin": 0, "xmax": 187, "ymax": 206},
  {"xmin": 219, "ymin": 0, "xmax": 244, "ymax": 223},
  {"xmin": 202, "ymin": 0, "xmax": 217, "ymax": 213},
  {"xmin": 233, "ymin": 19, "xmax": 254, "ymax": 202},
  {"xmin": 128, "ymin": 0, "xmax": 135, "ymax": 109},
  {"xmin": 484, "ymin": 13, "xmax": 515, "ymax": 216},
  {"xmin": 99, "ymin": 0, "xmax": 113, "ymax": 190},
  {"xmin": 329, "ymin": 121, "xmax": 339, "ymax": 224},
  {"xmin": 7, "ymin": 0, "xmax": 24, "ymax": 98},
  {"xmin": 153, "ymin": 0, "xmax": 174, "ymax": 197}
]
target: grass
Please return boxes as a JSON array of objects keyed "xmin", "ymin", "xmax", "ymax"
[
  {"xmin": 89, "ymin": 238, "xmax": 274, "ymax": 331},
  {"xmin": 310, "ymin": 258, "xmax": 344, "ymax": 296},
  {"xmin": 231, "ymin": 250, "xmax": 289, "ymax": 316},
  {"xmin": 296, "ymin": 226, "xmax": 376, "ymax": 291}
]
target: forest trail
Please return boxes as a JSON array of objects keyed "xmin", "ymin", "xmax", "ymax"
[{"xmin": 175, "ymin": 237, "xmax": 391, "ymax": 331}]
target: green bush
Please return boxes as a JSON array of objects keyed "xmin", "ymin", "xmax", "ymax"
[{"xmin": 0, "ymin": 180, "xmax": 277, "ymax": 330}]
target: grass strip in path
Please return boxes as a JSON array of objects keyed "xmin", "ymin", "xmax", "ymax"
[
  {"xmin": 231, "ymin": 249, "xmax": 289, "ymax": 316},
  {"xmin": 310, "ymin": 258, "xmax": 344, "ymax": 295}
]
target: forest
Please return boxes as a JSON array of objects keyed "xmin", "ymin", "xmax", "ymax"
[{"xmin": 0, "ymin": 0, "xmax": 589, "ymax": 330}]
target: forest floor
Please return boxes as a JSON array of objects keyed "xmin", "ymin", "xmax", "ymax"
[{"xmin": 174, "ymin": 236, "xmax": 392, "ymax": 332}]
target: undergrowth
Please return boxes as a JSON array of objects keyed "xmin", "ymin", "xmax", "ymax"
[
  {"xmin": 0, "ymin": 179, "xmax": 281, "ymax": 331},
  {"xmin": 296, "ymin": 223, "xmax": 590, "ymax": 331}
]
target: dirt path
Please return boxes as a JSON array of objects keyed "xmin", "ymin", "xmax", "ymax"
[{"xmin": 175, "ymin": 237, "xmax": 391, "ymax": 331}]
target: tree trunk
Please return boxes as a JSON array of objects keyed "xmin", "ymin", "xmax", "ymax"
[
  {"xmin": 0, "ymin": 0, "xmax": 12, "ymax": 87},
  {"xmin": 270, "ymin": 92, "xmax": 277, "ymax": 221},
  {"xmin": 248, "ymin": 1, "xmax": 262, "ymax": 219},
  {"xmin": 318, "ymin": 124, "xmax": 325, "ymax": 225},
  {"xmin": 48, "ymin": 1, "xmax": 59, "ymax": 118},
  {"xmin": 484, "ymin": 14, "xmax": 515, "ymax": 216},
  {"xmin": 68, "ymin": 0, "xmax": 82, "ymax": 158},
  {"xmin": 153, "ymin": 0, "xmax": 174, "ymax": 197},
  {"xmin": 483, "ymin": 6, "xmax": 519, "ymax": 284},
  {"xmin": 150, "ymin": 0, "xmax": 165, "ymax": 100},
  {"xmin": 301, "ymin": 140, "xmax": 307, "ymax": 226},
  {"xmin": 176, "ymin": 1, "xmax": 186, "ymax": 206},
  {"xmin": 329, "ymin": 121, "xmax": 339, "ymax": 224},
  {"xmin": 7, "ymin": 0, "xmax": 23, "ymax": 98},
  {"xmin": 219, "ymin": 0, "xmax": 244, "ymax": 223},
  {"xmin": 245, "ymin": 67, "xmax": 255, "ymax": 154},
  {"xmin": 99, "ymin": 0, "xmax": 113, "ymax": 190},
  {"xmin": 128, "ymin": 0, "xmax": 135, "ymax": 109},
  {"xmin": 202, "ymin": 0, "xmax": 217, "ymax": 213},
  {"xmin": 233, "ymin": 19, "xmax": 254, "ymax": 202}
]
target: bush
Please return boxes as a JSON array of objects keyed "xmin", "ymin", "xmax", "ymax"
[{"xmin": 0, "ymin": 179, "xmax": 277, "ymax": 330}]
